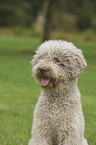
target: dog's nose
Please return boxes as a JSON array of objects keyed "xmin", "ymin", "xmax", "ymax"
[{"xmin": 39, "ymin": 67, "xmax": 47, "ymax": 74}]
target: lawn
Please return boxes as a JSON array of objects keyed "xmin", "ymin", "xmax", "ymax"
[{"xmin": 0, "ymin": 35, "xmax": 96, "ymax": 145}]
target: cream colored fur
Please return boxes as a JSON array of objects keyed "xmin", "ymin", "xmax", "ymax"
[{"xmin": 29, "ymin": 40, "xmax": 88, "ymax": 145}]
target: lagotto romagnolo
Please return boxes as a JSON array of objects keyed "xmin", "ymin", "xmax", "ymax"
[{"xmin": 29, "ymin": 40, "xmax": 88, "ymax": 145}]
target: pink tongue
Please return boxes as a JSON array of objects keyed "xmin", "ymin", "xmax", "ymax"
[{"xmin": 41, "ymin": 78, "xmax": 49, "ymax": 86}]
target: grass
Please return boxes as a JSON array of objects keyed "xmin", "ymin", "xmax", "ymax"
[{"xmin": 0, "ymin": 35, "xmax": 96, "ymax": 145}]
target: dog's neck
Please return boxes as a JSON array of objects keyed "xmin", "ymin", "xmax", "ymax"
[{"xmin": 42, "ymin": 78, "xmax": 80, "ymax": 101}]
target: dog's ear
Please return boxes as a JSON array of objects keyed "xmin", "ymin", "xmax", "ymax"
[
  {"xmin": 30, "ymin": 57, "xmax": 36, "ymax": 66},
  {"xmin": 66, "ymin": 50, "xmax": 87, "ymax": 78},
  {"xmin": 30, "ymin": 53, "xmax": 38, "ymax": 66},
  {"xmin": 72, "ymin": 53, "xmax": 87, "ymax": 78},
  {"xmin": 30, "ymin": 58, "xmax": 35, "ymax": 66},
  {"xmin": 61, "ymin": 49, "xmax": 87, "ymax": 78}
]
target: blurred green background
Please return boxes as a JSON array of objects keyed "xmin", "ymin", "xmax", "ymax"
[
  {"xmin": 0, "ymin": 0, "xmax": 96, "ymax": 144},
  {"xmin": 0, "ymin": 0, "xmax": 96, "ymax": 41}
]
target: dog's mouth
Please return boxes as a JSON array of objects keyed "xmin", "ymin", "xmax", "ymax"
[
  {"xmin": 40, "ymin": 77, "xmax": 56, "ymax": 88},
  {"xmin": 41, "ymin": 78, "xmax": 50, "ymax": 86}
]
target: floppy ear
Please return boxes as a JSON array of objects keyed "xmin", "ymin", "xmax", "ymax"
[
  {"xmin": 66, "ymin": 51, "xmax": 87, "ymax": 78},
  {"xmin": 72, "ymin": 53, "xmax": 87, "ymax": 78},
  {"xmin": 30, "ymin": 57, "xmax": 36, "ymax": 66},
  {"xmin": 59, "ymin": 49, "xmax": 87, "ymax": 78},
  {"xmin": 30, "ymin": 53, "xmax": 39, "ymax": 66}
]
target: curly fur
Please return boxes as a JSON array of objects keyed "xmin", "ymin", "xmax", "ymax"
[{"xmin": 29, "ymin": 40, "xmax": 88, "ymax": 145}]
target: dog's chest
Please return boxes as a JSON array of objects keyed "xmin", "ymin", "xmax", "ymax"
[{"xmin": 41, "ymin": 96, "xmax": 76, "ymax": 125}]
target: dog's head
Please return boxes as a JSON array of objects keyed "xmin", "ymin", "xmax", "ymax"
[{"xmin": 31, "ymin": 40, "xmax": 87, "ymax": 89}]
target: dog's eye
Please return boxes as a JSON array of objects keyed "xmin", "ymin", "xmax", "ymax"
[
  {"xmin": 54, "ymin": 56, "xmax": 65, "ymax": 66},
  {"xmin": 54, "ymin": 56, "xmax": 60, "ymax": 63}
]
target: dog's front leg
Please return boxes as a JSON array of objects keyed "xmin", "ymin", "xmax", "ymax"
[
  {"xmin": 28, "ymin": 118, "xmax": 53, "ymax": 145},
  {"xmin": 57, "ymin": 129, "xmax": 82, "ymax": 145},
  {"xmin": 28, "ymin": 137, "xmax": 51, "ymax": 145}
]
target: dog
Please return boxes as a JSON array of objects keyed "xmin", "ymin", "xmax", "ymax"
[{"xmin": 29, "ymin": 40, "xmax": 88, "ymax": 145}]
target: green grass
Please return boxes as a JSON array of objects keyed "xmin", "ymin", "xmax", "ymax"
[{"xmin": 0, "ymin": 35, "xmax": 96, "ymax": 145}]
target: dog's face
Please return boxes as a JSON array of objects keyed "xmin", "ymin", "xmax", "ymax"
[{"xmin": 31, "ymin": 40, "xmax": 87, "ymax": 89}]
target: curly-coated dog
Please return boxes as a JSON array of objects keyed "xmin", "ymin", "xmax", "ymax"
[{"xmin": 29, "ymin": 40, "xmax": 88, "ymax": 145}]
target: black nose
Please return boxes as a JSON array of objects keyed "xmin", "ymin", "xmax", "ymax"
[{"xmin": 39, "ymin": 68, "xmax": 47, "ymax": 74}]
